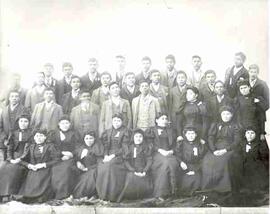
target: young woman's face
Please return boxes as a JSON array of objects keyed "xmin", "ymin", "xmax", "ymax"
[
  {"xmin": 84, "ymin": 135, "xmax": 95, "ymax": 147},
  {"xmin": 112, "ymin": 117, "xmax": 123, "ymax": 129},
  {"xmin": 185, "ymin": 131, "xmax": 197, "ymax": 142},
  {"xmin": 156, "ymin": 115, "xmax": 168, "ymax": 127},
  {"xmin": 221, "ymin": 111, "xmax": 233, "ymax": 122},
  {"xmin": 186, "ymin": 89, "xmax": 198, "ymax": 102},
  {"xmin": 58, "ymin": 120, "xmax": 71, "ymax": 132},
  {"xmin": 239, "ymin": 85, "xmax": 250, "ymax": 96},
  {"xmin": 134, "ymin": 133, "xmax": 143, "ymax": 145},
  {"xmin": 245, "ymin": 130, "xmax": 256, "ymax": 142},
  {"xmin": 18, "ymin": 118, "xmax": 29, "ymax": 130},
  {"xmin": 34, "ymin": 133, "xmax": 46, "ymax": 144}
]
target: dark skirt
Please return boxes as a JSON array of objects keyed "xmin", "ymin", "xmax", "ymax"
[
  {"xmin": 73, "ymin": 167, "xmax": 97, "ymax": 199},
  {"xmin": 96, "ymin": 157, "xmax": 127, "ymax": 202},
  {"xmin": 181, "ymin": 171, "xmax": 201, "ymax": 196},
  {"xmin": 0, "ymin": 162, "xmax": 27, "ymax": 196},
  {"xmin": 51, "ymin": 159, "xmax": 77, "ymax": 200},
  {"xmin": 19, "ymin": 168, "xmax": 53, "ymax": 203},
  {"xmin": 201, "ymin": 151, "xmax": 234, "ymax": 192},
  {"xmin": 117, "ymin": 172, "xmax": 153, "ymax": 202},
  {"xmin": 151, "ymin": 153, "xmax": 180, "ymax": 198}
]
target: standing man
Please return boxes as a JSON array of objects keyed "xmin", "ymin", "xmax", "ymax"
[
  {"xmin": 135, "ymin": 56, "xmax": 152, "ymax": 84},
  {"xmin": 199, "ymin": 70, "xmax": 217, "ymax": 103},
  {"xmin": 188, "ymin": 55, "xmax": 205, "ymax": 88},
  {"xmin": 30, "ymin": 88, "xmax": 63, "ymax": 132},
  {"xmin": 161, "ymin": 54, "xmax": 178, "ymax": 89},
  {"xmin": 113, "ymin": 55, "xmax": 127, "ymax": 88},
  {"xmin": 224, "ymin": 52, "xmax": 249, "ymax": 98},
  {"xmin": 56, "ymin": 62, "xmax": 74, "ymax": 104},
  {"xmin": 43, "ymin": 63, "xmax": 58, "ymax": 91},
  {"xmin": 81, "ymin": 58, "xmax": 101, "ymax": 96}
]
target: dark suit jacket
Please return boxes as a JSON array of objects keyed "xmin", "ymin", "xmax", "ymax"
[
  {"xmin": 250, "ymin": 78, "xmax": 269, "ymax": 112},
  {"xmin": 120, "ymin": 85, "xmax": 141, "ymax": 106},
  {"xmin": 0, "ymin": 104, "xmax": 30, "ymax": 148},
  {"xmin": 80, "ymin": 73, "xmax": 101, "ymax": 96},
  {"xmin": 199, "ymin": 83, "xmax": 216, "ymax": 103},
  {"xmin": 56, "ymin": 77, "xmax": 73, "ymax": 104},
  {"xmin": 61, "ymin": 92, "xmax": 81, "ymax": 115},
  {"xmin": 135, "ymin": 72, "xmax": 151, "ymax": 85},
  {"xmin": 224, "ymin": 66, "xmax": 249, "ymax": 98}
]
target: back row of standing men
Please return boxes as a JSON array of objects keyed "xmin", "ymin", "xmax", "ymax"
[{"xmin": 0, "ymin": 52, "xmax": 269, "ymax": 158}]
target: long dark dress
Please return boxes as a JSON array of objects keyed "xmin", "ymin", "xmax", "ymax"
[
  {"xmin": 239, "ymin": 138, "xmax": 269, "ymax": 192},
  {"xmin": 176, "ymin": 100, "xmax": 210, "ymax": 140},
  {"xmin": 96, "ymin": 127, "xmax": 131, "ymax": 202},
  {"xmin": 0, "ymin": 129, "xmax": 32, "ymax": 196},
  {"xmin": 201, "ymin": 122, "xmax": 241, "ymax": 193},
  {"xmin": 73, "ymin": 142, "xmax": 103, "ymax": 199},
  {"xmin": 146, "ymin": 127, "xmax": 180, "ymax": 198},
  {"xmin": 117, "ymin": 143, "xmax": 153, "ymax": 202},
  {"xmin": 19, "ymin": 143, "xmax": 59, "ymax": 203},
  {"xmin": 49, "ymin": 130, "xmax": 79, "ymax": 200},
  {"xmin": 175, "ymin": 139, "xmax": 207, "ymax": 196}
]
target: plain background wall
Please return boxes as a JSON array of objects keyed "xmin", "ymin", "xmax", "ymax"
[{"xmin": 0, "ymin": 0, "xmax": 269, "ymax": 132}]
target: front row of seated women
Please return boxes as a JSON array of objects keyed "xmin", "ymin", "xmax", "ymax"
[{"xmin": 0, "ymin": 107, "xmax": 268, "ymax": 204}]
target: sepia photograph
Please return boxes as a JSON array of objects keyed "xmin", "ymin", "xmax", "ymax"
[{"xmin": 0, "ymin": 0, "xmax": 269, "ymax": 213}]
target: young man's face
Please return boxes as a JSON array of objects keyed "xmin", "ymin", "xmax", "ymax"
[
  {"xmin": 205, "ymin": 73, "xmax": 216, "ymax": 85},
  {"xmin": 150, "ymin": 72, "xmax": 161, "ymax": 84},
  {"xmin": 125, "ymin": 74, "xmax": 135, "ymax": 87},
  {"xmin": 116, "ymin": 57, "xmax": 126, "ymax": 70},
  {"xmin": 44, "ymin": 90, "xmax": 54, "ymax": 102},
  {"xmin": 176, "ymin": 73, "xmax": 187, "ymax": 86},
  {"xmin": 89, "ymin": 61, "xmax": 98, "ymax": 73},
  {"xmin": 34, "ymin": 133, "xmax": 46, "ymax": 144},
  {"xmin": 249, "ymin": 68, "xmax": 258, "ymax": 80},
  {"xmin": 155, "ymin": 115, "xmax": 168, "ymax": 127},
  {"xmin": 79, "ymin": 92, "xmax": 91, "ymax": 103},
  {"xmin": 234, "ymin": 55, "xmax": 244, "ymax": 67},
  {"xmin": 112, "ymin": 117, "xmax": 123, "ymax": 129},
  {"xmin": 63, "ymin": 66, "xmax": 73, "ymax": 77},
  {"xmin": 44, "ymin": 65, "xmax": 53, "ymax": 77},
  {"xmin": 139, "ymin": 82, "xmax": 149, "ymax": 95},
  {"xmin": 36, "ymin": 73, "xmax": 45, "ymax": 86},
  {"xmin": 58, "ymin": 120, "xmax": 71, "ymax": 132},
  {"xmin": 134, "ymin": 133, "xmax": 144, "ymax": 145},
  {"xmin": 165, "ymin": 58, "xmax": 175, "ymax": 71},
  {"xmin": 192, "ymin": 57, "xmax": 202, "ymax": 70},
  {"xmin": 245, "ymin": 130, "xmax": 256, "ymax": 142},
  {"xmin": 109, "ymin": 84, "xmax": 120, "ymax": 97},
  {"xmin": 70, "ymin": 78, "xmax": 81, "ymax": 90},
  {"xmin": 84, "ymin": 135, "xmax": 95, "ymax": 147},
  {"xmin": 101, "ymin": 74, "xmax": 111, "ymax": 86},
  {"xmin": 185, "ymin": 130, "xmax": 197, "ymax": 142},
  {"xmin": 18, "ymin": 118, "xmax": 29, "ymax": 130},
  {"xmin": 9, "ymin": 92, "xmax": 20, "ymax": 105},
  {"xmin": 214, "ymin": 82, "xmax": 225, "ymax": 95},
  {"xmin": 239, "ymin": 85, "xmax": 250, "ymax": 96},
  {"xmin": 141, "ymin": 60, "xmax": 151, "ymax": 72},
  {"xmin": 221, "ymin": 111, "xmax": 233, "ymax": 123}
]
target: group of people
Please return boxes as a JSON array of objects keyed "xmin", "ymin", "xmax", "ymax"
[{"xmin": 0, "ymin": 52, "xmax": 268, "ymax": 205}]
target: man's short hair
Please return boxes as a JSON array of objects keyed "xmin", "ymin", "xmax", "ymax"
[
  {"xmin": 176, "ymin": 70, "xmax": 187, "ymax": 78},
  {"xmin": 214, "ymin": 80, "xmax": 224, "ymax": 87},
  {"xmin": 192, "ymin": 55, "xmax": 201, "ymax": 60},
  {"xmin": 88, "ymin": 58, "xmax": 98, "ymax": 63},
  {"xmin": 62, "ymin": 62, "xmax": 73, "ymax": 69},
  {"xmin": 141, "ymin": 56, "xmax": 151, "ymax": 63},
  {"xmin": 150, "ymin": 69, "xmax": 160, "ymax": 76},
  {"xmin": 44, "ymin": 63, "xmax": 54, "ymax": 68},
  {"xmin": 204, "ymin": 70, "xmax": 216, "ymax": 77},
  {"xmin": 100, "ymin": 71, "xmax": 112, "ymax": 79},
  {"xmin": 235, "ymin": 52, "xmax": 246, "ymax": 62},
  {"xmin": 71, "ymin": 75, "xmax": 81, "ymax": 82},
  {"xmin": 165, "ymin": 54, "xmax": 175, "ymax": 63},
  {"xmin": 44, "ymin": 87, "xmax": 55, "ymax": 94},
  {"xmin": 124, "ymin": 72, "xmax": 135, "ymax": 78}
]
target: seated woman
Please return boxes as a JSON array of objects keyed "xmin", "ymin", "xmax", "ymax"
[
  {"xmin": 18, "ymin": 129, "xmax": 59, "ymax": 203},
  {"xmin": 49, "ymin": 116, "xmax": 79, "ymax": 200},
  {"xmin": 146, "ymin": 113, "xmax": 180, "ymax": 201},
  {"xmin": 201, "ymin": 106, "xmax": 241, "ymax": 197},
  {"xmin": 117, "ymin": 128, "xmax": 153, "ymax": 202},
  {"xmin": 73, "ymin": 131, "xmax": 103, "ymax": 199},
  {"xmin": 239, "ymin": 127, "xmax": 269, "ymax": 194},
  {"xmin": 175, "ymin": 127, "xmax": 207, "ymax": 196},
  {"xmin": 0, "ymin": 114, "xmax": 32, "ymax": 202},
  {"xmin": 96, "ymin": 113, "xmax": 131, "ymax": 202}
]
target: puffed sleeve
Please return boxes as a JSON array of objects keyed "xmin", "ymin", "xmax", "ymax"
[
  {"xmin": 101, "ymin": 130, "xmax": 109, "ymax": 156},
  {"xmin": 45, "ymin": 143, "xmax": 61, "ymax": 167},
  {"xmin": 144, "ymin": 128, "xmax": 155, "ymax": 149},
  {"xmin": 143, "ymin": 144, "xmax": 153, "ymax": 173},
  {"xmin": 225, "ymin": 124, "xmax": 241, "ymax": 152},
  {"xmin": 199, "ymin": 102, "xmax": 210, "ymax": 140},
  {"xmin": 208, "ymin": 123, "xmax": 218, "ymax": 152}
]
